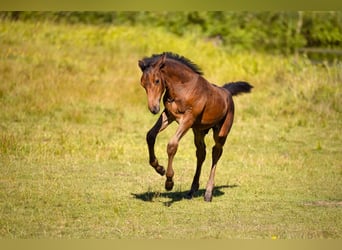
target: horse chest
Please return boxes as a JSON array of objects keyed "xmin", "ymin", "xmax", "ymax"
[{"xmin": 165, "ymin": 99, "xmax": 187, "ymax": 120}]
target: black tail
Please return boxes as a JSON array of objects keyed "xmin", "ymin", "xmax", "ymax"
[{"xmin": 223, "ymin": 81, "xmax": 253, "ymax": 96}]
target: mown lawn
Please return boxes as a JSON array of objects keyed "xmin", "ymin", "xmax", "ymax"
[{"xmin": 0, "ymin": 20, "xmax": 341, "ymax": 239}]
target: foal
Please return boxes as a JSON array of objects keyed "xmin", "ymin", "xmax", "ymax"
[{"xmin": 138, "ymin": 52, "xmax": 252, "ymax": 202}]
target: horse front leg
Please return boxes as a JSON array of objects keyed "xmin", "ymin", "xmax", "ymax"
[
  {"xmin": 146, "ymin": 110, "xmax": 173, "ymax": 176},
  {"xmin": 165, "ymin": 116, "xmax": 193, "ymax": 191}
]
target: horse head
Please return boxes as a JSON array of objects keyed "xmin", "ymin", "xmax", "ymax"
[{"xmin": 138, "ymin": 53, "xmax": 166, "ymax": 114}]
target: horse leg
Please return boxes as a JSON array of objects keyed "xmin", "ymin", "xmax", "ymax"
[
  {"xmin": 165, "ymin": 117, "xmax": 193, "ymax": 191},
  {"xmin": 204, "ymin": 102, "xmax": 234, "ymax": 202},
  {"xmin": 185, "ymin": 129, "xmax": 207, "ymax": 199},
  {"xmin": 204, "ymin": 128, "xmax": 227, "ymax": 202},
  {"xmin": 146, "ymin": 110, "xmax": 173, "ymax": 176}
]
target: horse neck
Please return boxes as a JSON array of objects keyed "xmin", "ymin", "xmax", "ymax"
[{"xmin": 162, "ymin": 61, "xmax": 198, "ymax": 93}]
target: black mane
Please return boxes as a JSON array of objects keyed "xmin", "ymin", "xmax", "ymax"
[{"xmin": 140, "ymin": 52, "xmax": 203, "ymax": 75}]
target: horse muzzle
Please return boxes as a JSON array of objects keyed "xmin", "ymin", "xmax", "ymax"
[{"xmin": 149, "ymin": 104, "xmax": 160, "ymax": 115}]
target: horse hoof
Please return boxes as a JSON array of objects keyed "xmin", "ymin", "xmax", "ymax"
[
  {"xmin": 204, "ymin": 192, "xmax": 213, "ymax": 202},
  {"xmin": 165, "ymin": 180, "xmax": 174, "ymax": 191},
  {"xmin": 155, "ymin": 166, "xmax": 165, "ymax": 176},
  {"xmin": 184, "ymin": 192, "xmax": 193, "ymax": 200},
  {"xmin": 204, "ymin": 196, "xmax": 212, "ymax": 202}
]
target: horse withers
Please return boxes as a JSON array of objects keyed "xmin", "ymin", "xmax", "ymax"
[{"xmin": 138, "ymin": 52, "xmax": 253, "ymax": 202}]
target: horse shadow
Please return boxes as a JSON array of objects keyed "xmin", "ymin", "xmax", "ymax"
[{"xmin": 131, "ymin": 184, "xmax": 238, "ymax": 207}]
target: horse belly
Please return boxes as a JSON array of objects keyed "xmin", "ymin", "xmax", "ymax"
[
  {"xmin": 200, "ymin": 113, "xmax": 225, "ymax": 127},
  {"xmin": 192, "ymin": 122, "xmax": 216, "ymax": 130},
  {"xmin": 196, "ymin": 98, "xmax": 228, "ymax": 128}
]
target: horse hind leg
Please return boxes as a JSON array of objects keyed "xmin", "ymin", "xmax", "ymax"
[
  {"xmin": 204, "ymin": 106, "xmax": 234, "ymax": 202},
  {"xmin": 185, "ymin": 129, "xmax": 208, "ymax": 199},
  {"xmin": 204, "ymin": 130, "xmax": 227, "ymax": 202}
]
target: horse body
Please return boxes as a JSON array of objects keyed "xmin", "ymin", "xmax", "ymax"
[
  {"xmin": 138, "ymin": 52, "xmax": 252, "ymax": 202},
  {"xmin": 162, "ymin": 61, "xmax": 230, "ymax": 130}
]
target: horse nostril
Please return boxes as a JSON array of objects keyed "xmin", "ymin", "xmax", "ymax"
[{"xmin": 150, "ymin": 106, "xmax": 160, "ymax": 114}]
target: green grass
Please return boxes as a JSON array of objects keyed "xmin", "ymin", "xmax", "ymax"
[{"xmin": 0, "ymin": 20, "xmax": 341, "ymax": 239}]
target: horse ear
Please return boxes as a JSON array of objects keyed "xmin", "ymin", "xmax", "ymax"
[
  {"xmin": 156, "ymin": 53, "xmax": 166, "ymax": 70},
  {"xmin": 138, "ymin": 60, "xmax": 146, "ymax": 71}
]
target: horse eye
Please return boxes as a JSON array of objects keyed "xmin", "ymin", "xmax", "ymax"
[{"xmin": 155, "ymin": 79, "xmax": 160, "ymax": 84}]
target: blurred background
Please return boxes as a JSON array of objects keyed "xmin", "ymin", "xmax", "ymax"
[{"xmin": 1, "ymin": 11, "xmax": 342, "ymax": 61}]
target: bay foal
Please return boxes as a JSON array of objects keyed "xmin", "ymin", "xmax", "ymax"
[{"xmin": 138, "ymin": 52, "xmax": 252, "ymax": 201}]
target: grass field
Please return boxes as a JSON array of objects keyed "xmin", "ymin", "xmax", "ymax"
[{"xmin": 0, "ymin": 20, "xmax": 341, "ymax": 239}]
